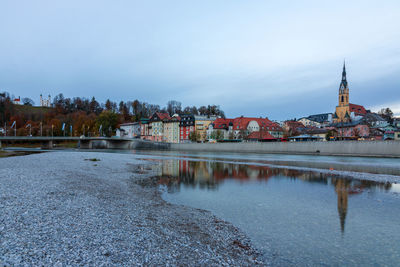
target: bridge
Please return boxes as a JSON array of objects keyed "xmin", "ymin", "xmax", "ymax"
[{"xmin": 0, "ymin": 136, "xmax": 170, "ymax": 150}]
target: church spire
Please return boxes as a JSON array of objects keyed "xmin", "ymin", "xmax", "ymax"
[
  {"xmin": 339, "ymin": 60, "xmax": 348, "ymax": 90},
  {"xmin": 342, "ymin": 60, "xmax": 346, "ymax": 82}
]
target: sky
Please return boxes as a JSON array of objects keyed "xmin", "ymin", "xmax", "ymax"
[{"xmin": 1, "ymin": 0, "xmax": 399, "ymax": 120}]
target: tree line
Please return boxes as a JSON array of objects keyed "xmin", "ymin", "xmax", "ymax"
[{"xmin": 0, "ymin": 92, "xmax": 225, "ymax": 137}]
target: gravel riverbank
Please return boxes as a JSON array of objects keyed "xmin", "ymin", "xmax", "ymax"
[{"xmin": 0, "ymin": 152, "xmax": 263, "ymax": 266}]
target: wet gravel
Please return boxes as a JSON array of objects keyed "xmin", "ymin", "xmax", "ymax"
[{"xmin": 0, "ymin": 152, "xmax": 264, "ymax": 266}]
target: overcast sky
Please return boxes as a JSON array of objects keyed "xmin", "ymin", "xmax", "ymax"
[{"xmin": 1, "ymin": 0, "xmax": 399, "ymax": 120}]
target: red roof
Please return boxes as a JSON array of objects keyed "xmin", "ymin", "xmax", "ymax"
[
  {"xmin": 166, "ymin": 115, "xmax": 180, "ymax": 122},
  {"xmin": 156, "ymin": 112, "xmax": 171, "ymax": 120},
  {"xmin": 211, "ymin": 117, "xmax": 282, "ymax": 131},
  {"xmin": 247, "ymin": 131, "xmax": 276, "ymax": 140},
  {"xmin": 212, "ymin": 118, "xmax": 234, "ymax": 129},
  {"xmin": 349, "ymin": 103, "xmax": 367, "ymax": 115},
  {"xmin": 285, "ymin": 120, "xmax": 305, "ymax": 130},
  {"xmin": 233, "ymin": 117, "xmax": 282, "ymax": 131}
]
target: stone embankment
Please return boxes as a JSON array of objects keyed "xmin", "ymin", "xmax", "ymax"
[
  {"xmin": 0, "ymin": 152, "xmax": 263, "ymax": 266},
  {"xmin": 170, "ymin": 140, "xmax": 400, "ymax": 157}
]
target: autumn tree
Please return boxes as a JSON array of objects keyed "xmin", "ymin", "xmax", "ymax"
[
  {"xmin": 96, "ymin": 110, "xmax": 118, "ymax": 137},
  {"xmin": 119, "ymin": 101, "xmax": 130, "ymax": 122},
  {"xmin": 189, "ymin": 131, "xmax": 198, "ymax": 142},
  {"xmin": 104, "ymin": 99, "xmax": 117, "ymax": 112},
  {"xmin": 0, "ymin": 92, "xmax": 14, "ymax": 125},
  {"xmin": 183, "ymin": 106, "xmax": 199, "ymax": 115},
  {"xmin": 378, "ymin": 108, "xmax": 394, "ymax": 123},
  {"xmin": 131, "ymin": 99, "xmax": 141, "ymax": 120},
  {"xmin": 22, "ymin": 98, "xmax": 34, "ymax": 106},
  {"xmin": 89, "ymin": 97, "xmax": 102, "ymax": 115}
]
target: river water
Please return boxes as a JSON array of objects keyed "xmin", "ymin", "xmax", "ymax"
[{"xmin": 134, "ymin": 150, "xmax": 400, "ymax": 266}]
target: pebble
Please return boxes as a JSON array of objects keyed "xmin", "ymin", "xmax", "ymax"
[{"xmin": 0, "ymin": 151, "xmax": 264, "ymax": 266}]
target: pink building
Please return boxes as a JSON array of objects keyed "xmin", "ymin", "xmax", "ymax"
[{"xmin": 335, "ymin": 123, "xmax": 369, "ymax": 140}]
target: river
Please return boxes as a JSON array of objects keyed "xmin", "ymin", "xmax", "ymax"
[{"xmin": 134, "ymin": 150, "xmax": 400, "ymax": 266}]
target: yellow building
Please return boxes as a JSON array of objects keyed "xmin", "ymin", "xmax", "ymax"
[
  {"xmin": 163, "ymin": 114, "xmax": 180, "ymax": 143},
  {"xmin": 333, "ymin": 63, "xmax": 351, "ymax": 123},
  {"xmin": 194, "ymin": 115, "xmax": 217, "ymax": 142}
]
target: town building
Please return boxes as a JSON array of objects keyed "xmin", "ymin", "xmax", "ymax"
[
  {"xmin": 333, "ymin": 62, "xmax": 367, "ymax": 123},
  {"xmin": 232, "ymin": 117, "xmax": 283, "ymax": 139},
  {"xmin": 369, "ymin": 128, "xmax": 384, "ymax": 140},
  {"xmin": 40, "ymin": 94, "xmax": 52, "ymax": 107},
  {"xmin": 179, "ymin": 114, "xmax": 195, "ymax": 142},
  {"xmin": 333, "ymin": 122, "xmax": 370, "ymax": 140},
  {"xmin": 288, "ymin": 134, "xmax": 324, "ymax": 142},
  {"xmin": 394, "ymin": 129, "xmax": 400, "ymax": 141},
  {"xmin": 380, "ymin": 125, "xmax": 400, "ymax": 140},
  {"xmin": 299, "ymin": 128, "xmax": 335, "ymax": 141},
  {"xmin": 283, "ymin": 120, "xmax": 305, "ymax": 136},
  {"xmin": 305, "ymin": 113, "xmax": 333, "ymax": 127},
  {"xmin": 298, "ymin": 117, "xmax": 321, "ymax": 128},
  {"xmin": 206, "ymin": 118, "xmax": 233, "ymax": 140},
  {"xmin": 163, "ymin": 114, "xmax": 180, "ymax": 143},
  {"xmin": 194, "ymin": 115, "xmax": 217, "ymax": 142},
  {"xmin": 139, "ymin": 118, "xmax": 151, "ymax": 140},
  {"xmin": 247, "ymin": 131, "xmax": 277, "ymax": 142},
  {"xmin": 361, "ymin": 113, "xmax": 389, "ymax": 128},
  {"xmin": 392, "ymin": 118, "xmax": 400, "ymax": 128},
  {"xmin": 207, "ymin": 116, "xmax": 283, "ymax": 141},
  {"xmin": 116, "ymin": 122, "xmax": 140, "ymax": 138},
  {"xmin": 13, "ymin": 96, "xmax": 21, "ymax": 105},
  {"xmin": 149, "ymin": 112, "xmax": 171, "ymax": 142}
]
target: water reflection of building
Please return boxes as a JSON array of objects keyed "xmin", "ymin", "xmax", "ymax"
[
  {"xmin": 156, "ymin": 158, "xmax": 392, "ymax": 232},
  {"xmin": 332, "ymin": 178, "xmax": 349, "ymax": 233},
  {"xmin": 331, "ymin": 177, "xmax": 392, "ymax": 233}
]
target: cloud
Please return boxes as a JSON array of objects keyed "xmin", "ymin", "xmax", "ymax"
[
  {"xmin": 0, "ymin": 0, "xmax": 400, "ymax": 120},
  {"xmin": 370, "ymin": 102, "xmax": 400, "ymax": 117}
]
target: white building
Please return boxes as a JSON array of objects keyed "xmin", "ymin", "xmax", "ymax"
[
  {"xmin": 40, "ymin": 94, "xmax": 51, "ymax": 107},
  {"xmin": 13, "ymin": 96, "xmax": 21, "ymax": 105},
  {"xmin": 298, "ymin": 117, "xmax": 321, "ymax": 128},
  {"xmin": 116, "ymin": 122, "xmax": 141, "ymax": 138}
]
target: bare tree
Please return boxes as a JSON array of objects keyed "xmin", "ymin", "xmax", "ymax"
[{"xmin": 167, "ymin": 100, "xmax": 182, "ymax": 116}]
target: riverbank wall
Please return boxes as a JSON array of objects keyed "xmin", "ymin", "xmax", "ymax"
[
  {"xmin": 169, "ymin": 141, "xmax": 400, "ymax": 157},
  {"xmin": 78, "ymin": 139, "xmax": 400, "ymax": 157}
]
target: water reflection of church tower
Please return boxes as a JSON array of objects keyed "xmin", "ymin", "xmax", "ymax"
[{"xmin": 333, "ymin": 178, "xmax": 349, "ymax": 233}]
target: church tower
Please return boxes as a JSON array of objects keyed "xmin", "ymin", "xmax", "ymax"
[
  {"xmin": 333, "ymin": 62, "xmax": 351, "ymax": 123},
  {"xmin": 339, "ymin": 62, "xmax": 349, "ymax": 107}
]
